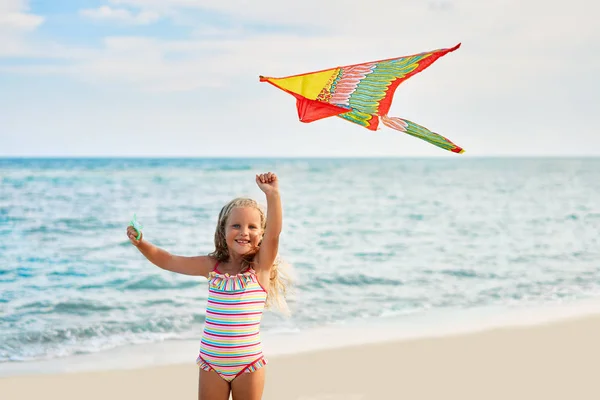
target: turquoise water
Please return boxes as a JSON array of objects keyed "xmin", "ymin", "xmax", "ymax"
[{"xmin": 1, "ymin": 157, "xmax": 600, "ymax": 364}]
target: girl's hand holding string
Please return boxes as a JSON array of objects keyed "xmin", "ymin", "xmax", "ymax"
[{"xmin": 127, "ymin": 225, "xmax": 143, "ymax": 247}]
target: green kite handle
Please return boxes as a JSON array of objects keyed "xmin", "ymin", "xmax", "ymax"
[{"xmin": 129, "ymin": 214, "xmax": 143, "ymax": 240}]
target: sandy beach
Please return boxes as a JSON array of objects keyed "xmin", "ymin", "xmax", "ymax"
[{"xmin": 2, "ymin": 313, "xmax": 599, "ymax": 400}]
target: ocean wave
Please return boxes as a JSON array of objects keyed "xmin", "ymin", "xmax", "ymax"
[
  {"xmin": 122, "ymin": 275, "xmax": 200, "ymax": 291},
  {"xmin": 77, "ymin": 278, "xmax": 128, "ymax": 290},
  {"xmin": 14, "ymin": 299, "xmax": 124, "ymax": 315},
  {"xmin": 353, "ymin": 251, "xmax": 397, "ymax": 261},
  {"xmin": 0, "ymin": 313, "xmax": 204, "ymax": 362},
  {"xmin": 433, "ymin": 269, "xmax": 504, "ymax": 279},
  {"xmin": 203, "ymin": 164, "xmax": 253, "ymax": 172},
  {"xmin": 315, "ymin": 273, "xmax": 404, "ymax": 287},
  {"xmin": 47, "ymin": 269, "xmax": 89, "ymax": 278}
]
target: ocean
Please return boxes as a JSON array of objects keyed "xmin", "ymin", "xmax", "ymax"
[{"xmin": 1, "ymin": 157, "xmax": 600, "ymax": 374}]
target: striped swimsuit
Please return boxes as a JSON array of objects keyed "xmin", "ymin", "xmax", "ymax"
[{"xmin": 196, "ymin": 263, "xmax": 268, "ymax": 382}]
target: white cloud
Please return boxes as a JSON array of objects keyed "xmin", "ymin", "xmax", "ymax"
[
  {"xmin": 0, "ymin": 0, "xmax": 29, "ymax": 12},
  {"xmin": 0, "ymin": 11, "xmax": 43, "ymax": 30},
  {"xmin": 0, "ymin": 0, "xmax": 44, "ymax": 56},
  {"xmin": 56, "ymin": 0, "xmax": 595, "ymax": 91},
  {"xmin": 3, "ymin": 0, "xmax": 598, "ymax": 97},
  {"xmin": 4, "ymin": 0, "xmax": 598, "ymax": 95},
  {"xmin": 0, "ymin": 0, "xmax": 44, "ymax": 30},
  {"xmin": 191, "ymin": 24, "xmax": 244, "ymax": 37},
  {"xmin": 80, "ymin": 6, "xmax": 160, "ymax": 25}
]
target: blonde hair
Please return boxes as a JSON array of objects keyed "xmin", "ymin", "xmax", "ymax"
[{"xmin": 208, "ymin": 197, "xmax": 292, "ymax": 314}]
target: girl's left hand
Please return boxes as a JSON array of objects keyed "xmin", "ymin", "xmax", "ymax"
[{"xmin": 256, "ymin": 172, "xmax": 279, "ymax": 195}]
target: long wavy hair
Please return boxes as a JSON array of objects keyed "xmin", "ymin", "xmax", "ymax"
[{"xmin": 208, "ymin": 197, "xmax": 292, "ymax": 314}]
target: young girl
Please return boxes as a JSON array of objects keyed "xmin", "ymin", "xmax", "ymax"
[{"xmin": 126, "ymin": 172, "xmax": 289, "ymax": 400}]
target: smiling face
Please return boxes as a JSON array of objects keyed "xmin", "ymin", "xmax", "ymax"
[{"xmin": 224, "ymin": 207, "xmax": 263, "ymax": 256}]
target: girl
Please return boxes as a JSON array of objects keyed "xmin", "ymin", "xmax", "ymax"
[{"xmin": 126, "ymin": 172, "xmax": 289, "ymax": 400}]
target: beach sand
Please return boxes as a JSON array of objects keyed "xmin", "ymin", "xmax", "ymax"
[{"xmin": 2, "ymin": 314, "xmax": 599, "ymax": 400}]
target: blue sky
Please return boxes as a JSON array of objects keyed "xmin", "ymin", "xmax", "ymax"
[{"xmin": 1, "ymin": 0, "xmax": 599, "ymax": 157}]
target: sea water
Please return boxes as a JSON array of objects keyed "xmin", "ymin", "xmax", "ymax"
[{"xmin": 1, "ymin": 157, "xmax": 599, "ymax": 373}]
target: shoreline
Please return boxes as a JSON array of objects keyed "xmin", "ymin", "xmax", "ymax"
[
  {"xmin": 2, "ymin": 298, "xmax": 600, "ymax": 378},
  {"xmin": 2, "ymin": 310, "xmax": 600, "ymax": 399}
]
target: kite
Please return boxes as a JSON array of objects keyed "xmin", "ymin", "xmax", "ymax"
[{"xmin": 259, "ymin": 43, "xmax": 464, "ymax": 154}]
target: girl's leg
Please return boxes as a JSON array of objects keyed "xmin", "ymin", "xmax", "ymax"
[
  {"xmin": 198, "ymin": 368, "xmax": 231, "ymax": 400},
  {"xmin": 230, "ymin": 367, "xmax": 266, "ymax": 400}
]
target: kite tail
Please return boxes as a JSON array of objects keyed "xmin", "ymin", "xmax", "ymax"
[{"xmin": 380, "ymin": 115, "xmax": 465, "ymax": 154}]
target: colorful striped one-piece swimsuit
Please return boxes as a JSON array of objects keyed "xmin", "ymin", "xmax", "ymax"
[{"xmin": 196, "ymin": 263, "xmax": 268, "ymax": 382}]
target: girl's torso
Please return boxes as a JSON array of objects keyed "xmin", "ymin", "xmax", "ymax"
[
  {"xmin": 197, "ymin": 264, "xmax": 269, "ymax": 381},
  {"xmin": 201, "ymin": 263, "xmax": 268, "ymax": 343}
]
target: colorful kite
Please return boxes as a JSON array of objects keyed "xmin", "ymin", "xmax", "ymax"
[{"xmin": 260, "ymin": 43, "xmax": 464, "ymax": 154}]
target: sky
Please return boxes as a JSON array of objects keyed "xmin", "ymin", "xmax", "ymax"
[{"xmin": 0, "ymin": 0, "xmax": 598, "ymax": 157}]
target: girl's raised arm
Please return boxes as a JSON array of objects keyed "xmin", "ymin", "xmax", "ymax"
[{"xmin": 255, "ymin": 172, "xmax": 282, "ymax": 271}]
